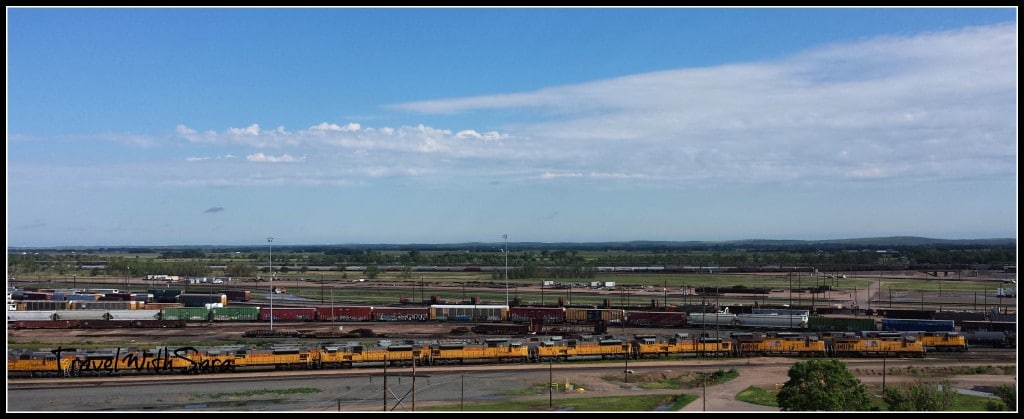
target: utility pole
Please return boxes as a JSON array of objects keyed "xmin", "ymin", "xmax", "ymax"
[
  {"xmin": 882, "ymin": 350, "xmax": 887, "ymax": 393},
  {"xmin": 549, "ymin": 360, "xmax": 553, "ymax": 407},
  {"xmin": 412, "ymin": 350, "xmax": 417, "ymax": 411},
  {"xmin": 702, "ymin": 371, "xmax": 707, "ymax": 411},
  {"xmin": 623, "ymin": 344, "xmax": 629, "ymax": 383}
]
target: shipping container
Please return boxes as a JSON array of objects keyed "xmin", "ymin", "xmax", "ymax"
[
  {"xmin": 100, "ymin": 293, "xmax": 136, "ymax": 302},
  {"xmin": 565, "ymin": 308, "xmax": 625, "ymax": 324},
  {"xmin": 143, "ymin": 302, "xmax": 183, "ymax": 310},
  {"xmin": 160, "ymin": 307, "xmax": 211, "ymax": 321},
  {"xmin": 70, "ymin": 301, "xmax": 140, "ymax": 311},
  {"xmin": 177, "ymin": 293, "xmax": 228, "ymax": 308},
  {"xmin": 210, "ymin": 306, "xmax": 261, "ymax": 321},
  {"xmin": 64, "ymin": 294, "xmax": 102, "ymax": 302},
  {"xmin": 220, "ymin": 290, "xmax": 251, "ymax": 302},
  {"xmin": 21, "ymin": 300, "xmax": 70, "ymax": 311},
  {"xmin": 150, "ymin": 288, "xmax": 183, "ymax": 303}
]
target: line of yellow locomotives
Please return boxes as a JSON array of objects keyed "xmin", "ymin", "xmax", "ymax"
[{"xmin": 9, "ymin": 331, "xmax": 965, "ymax": 378}]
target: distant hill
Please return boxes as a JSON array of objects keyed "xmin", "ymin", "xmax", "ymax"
[{"xmin": 8, "ymin": 236, "xmax": 1016, "ymax": 253}]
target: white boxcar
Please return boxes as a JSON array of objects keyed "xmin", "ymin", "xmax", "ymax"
[
  {"xmin": 688, "ymin": 311, "xmax": 738, "ymax": 327},
  {"xmin": 53, "ymin": 310, "xmax": 109, "ymax": 320},
  {"xmin": 8, "ymin": 311, "xmax": 57, "ymax": 321},
  {"xmin": 105, "ymin": 309, "xmax": 161, "ymax": 321},
  {"xmin": 736, "ymin": 313, "xmax": 809, "ymax": 329}
]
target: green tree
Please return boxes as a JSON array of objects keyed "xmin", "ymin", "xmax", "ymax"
[
  {"xmin": 884, "ymin": 378, "xmax": 956, "ymax": 411},
  {"xmin": 224, "ymin": 261, "xmax": 256, "ymax": 277},
  {"xmin": 883, "ymin": 386, "xmax": 912, "ymax": 411},
  {"xmin": 993, "ymin": 384, "xmax": 1016, "ymax": 411},
  {"xmin": 776, "ymin": 359, "xmax": 871, "ymax": 411},
  {"xmin": 365, "ymin": 264, "xmax": 380, "ymax": 279}
]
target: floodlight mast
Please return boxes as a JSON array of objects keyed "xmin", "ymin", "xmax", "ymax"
[
  {"xmin": 503, "ymin": 234, "xmax": 509, "ymax": 307},
  {"xmin": 268, "ymin": 237, "xmax": 274, "ymax": 331}
]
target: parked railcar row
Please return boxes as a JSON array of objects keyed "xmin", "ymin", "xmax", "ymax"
[
  {"xmin": 9, "ymin": 331, "xmax": 939, "ymax": 378},
  {"xmin": 8, "ymin": 303, "xmax": 1015, "ymax": 341}
]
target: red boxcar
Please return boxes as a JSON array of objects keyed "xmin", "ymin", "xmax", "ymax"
[
  {"xmin": 624, "ymin": 310, "xmax": 688, "ymax": 327},
  {"xmin": 372, "ymin": 306, "xmax": 429, "ymax": 321},
  {"xmin": 315, "ymin": 306, "xmax": 373, "ymax": 322},
  {"xmin": 259, "ymin": 307, "xmax": 317, "ymax": 321},
  {"xmin": 510, "ymin": 306, "xmax": 567, "ymax": 324}
]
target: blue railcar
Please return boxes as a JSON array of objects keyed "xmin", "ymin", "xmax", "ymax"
[{"xmin": 881, "ymin": 318, "xmax": 955, "ymax": 332}]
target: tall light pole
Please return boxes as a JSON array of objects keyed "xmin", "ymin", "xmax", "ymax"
[
  {"xmin": 268, "ymin": 236, "xmax": 274, "ymax": 331},
  {"xmin": 503, "ymin": 234, "xmax": 509, "ymax": 307}
]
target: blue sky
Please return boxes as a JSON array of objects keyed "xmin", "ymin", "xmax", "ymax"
[{"xmin": 6, "ymin": 7, "xmax": 1018, "ymax": 247}]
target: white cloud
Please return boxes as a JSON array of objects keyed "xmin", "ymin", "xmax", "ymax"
[
  {"xmin": 151, "ymin": 23, "xmax": 1014, "ymax": 189},
  {"xmin": 389, "ymin": 23, "xmax": 1017, "ymax": 186},
  {"xmin": 246, "ymin": 153, "xmax": 303, "ymax": 163}
]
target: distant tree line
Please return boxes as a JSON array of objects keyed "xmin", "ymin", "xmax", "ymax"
[{"xmin": 7, "ymin": 243, "xmax": 1014, "ymax": 280}]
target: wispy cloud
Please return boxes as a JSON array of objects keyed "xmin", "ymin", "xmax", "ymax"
[{"xmin": 246, "ymin": 153, "xmax": 304, "ymax": 163}]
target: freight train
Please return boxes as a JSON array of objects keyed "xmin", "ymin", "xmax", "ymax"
[
  {"xmin": 8, "ymin": 331, "xmax": 930, "ymax": 378},
  {"xmin": 8, "ymin": 303, "xmax": 1012, "ymax": 338}
]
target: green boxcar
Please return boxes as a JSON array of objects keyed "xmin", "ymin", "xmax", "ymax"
[
  {"xmin": 160, "ymin": 307, "xmax": 211, "ymax": 321},
  {"xmin": 210, "ymin": 306, "xmax": 261, "ymax": 321},
  {"xmin": 808, "ymin": 316, "xmax": 877, "ymax": 332}
]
